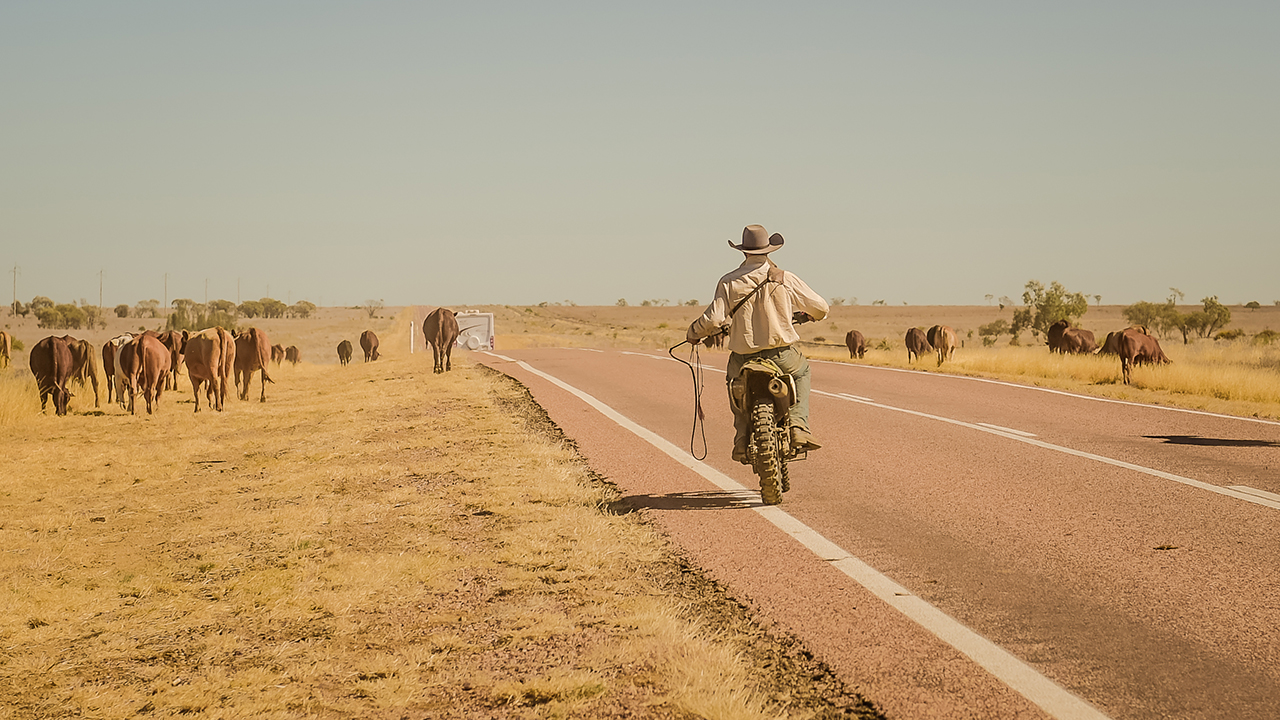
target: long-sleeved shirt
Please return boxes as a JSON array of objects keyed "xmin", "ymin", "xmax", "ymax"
[{"xmin": 686, "ymin": 255, "xmax": 830, "ymax": 355}]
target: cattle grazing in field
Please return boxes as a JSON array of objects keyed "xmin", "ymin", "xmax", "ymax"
[
  {"xmin": 0, "ymin": 330, "xmax": 11, "ymax": 369},
  {"xmin": 114, "ymin": 334, "xmax": 146, "ymax": 411},
  {"xmin": 905, "ymin": 327, "xmax": 932, "ymax": 364},
  {"xmin": 285, "ymin": 346, "xmax": 301, "ymax": 366},
  {"xmin": 184, "ymin": 327, "xmax": 237, "ymax": 412},
  {"xmin": 1048, "ymin": 320, "xmax": 1098, "ymax": 355},
  {"xmin": 64, "ymin": 336, "xmax": 101, "ymax": 408},
  {"xmin": 129, "ymin": 332, "xmax": 172, "ymax": 414},
  {"xmin": 30, "ymin": 335, "xmax": 74, "ymax": 415},
  {"xmin": 104, "ymin": 333, "xmax": 136, "ymax": 407},
  {"xmin": 157, "ymin": 330, "xmax": 186, "ymax": 390},
  {"xmin": 271, "ymin": 344, "xmax": 285, "ymax": 366},
  {"xmin": 1100, "ymin": 326, "xmax": 1170, "ymax": 385},
  {"xmin": 233, "ymin": 327, "xmax": 274, "ymax": 402},
  {"xmin": 927, "ymin": 325, "xmax": 957, "ymax": 366},
  {"xmin": 359, "ymin": 330, "xmax": 380, "ymax": 362},
  {"xmin": 337, "ymin": 339, "xmax": 353, "ymax": 366},
  {"xmin": 423, "ymin": 307, "xmax": 460, "ymax": 373},
  {"xmin": 844, "ymin": 330, "xmax": 866, "ymax": 359}
]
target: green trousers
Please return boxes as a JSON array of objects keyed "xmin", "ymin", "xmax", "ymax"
[{"xmin": 725, "ymin": 344, "xmax": 812, "ymax": 444}]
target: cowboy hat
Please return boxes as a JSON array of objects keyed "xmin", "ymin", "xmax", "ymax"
[{"xmin": 728, "ymin": 224, "xmax": 784, "ymax": 254}]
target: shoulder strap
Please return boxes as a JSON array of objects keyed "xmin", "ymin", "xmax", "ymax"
[{"xmin": 728, "ymin": 263, "xmax": 786, "ymax": 319}]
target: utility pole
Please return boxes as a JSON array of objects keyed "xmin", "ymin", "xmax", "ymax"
[
  {"xmin": 10, "ymin": 264, "xmax": 18, "ymax": 314},
  {"xmin": 204, "ymin": 278, "xmax": 208, "ymax": 306},
  {"xmin": 98, "ymin": 269, "xmax": 104, "ymax": 310},
  {"xmin": 237, "ymin": 278, "xmax": 241, "ymax": 305},
  {"xmin": 164, "ymin": 273, "xmax": 169, "ymax": 316}
]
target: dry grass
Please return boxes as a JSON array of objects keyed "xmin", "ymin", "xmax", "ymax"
[{"xmin": 0, "ymin": 309, "xmax": 872, "ymax": 719}]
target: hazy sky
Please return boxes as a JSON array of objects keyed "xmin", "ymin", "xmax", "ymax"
[{"xmin": 3, "ymin": 2, "xmax": 1277, "ymax": 310}]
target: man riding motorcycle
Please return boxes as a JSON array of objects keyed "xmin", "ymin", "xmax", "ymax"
[{"xmin": 686, "ymin": 225, "xmax": 830, "ymax": 463}]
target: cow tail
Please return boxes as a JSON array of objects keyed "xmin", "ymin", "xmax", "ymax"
[{"xmin": 261, "ymin": 346, "xmax": 275, "ymax": 384}]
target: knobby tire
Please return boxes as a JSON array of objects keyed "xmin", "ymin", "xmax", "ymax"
[{"xmin": 751, "ymin": 398, "xmax": 783, "ymax": 505}]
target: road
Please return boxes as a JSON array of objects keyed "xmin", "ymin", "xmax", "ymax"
[{"xmin": 473, "ymin": 347, "xmax": 1280, "ymax": 720}]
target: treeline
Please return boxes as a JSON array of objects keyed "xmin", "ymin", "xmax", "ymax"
[{"xmin": 10, "ymin": 297, "xmax": 317, "ymax": 332}]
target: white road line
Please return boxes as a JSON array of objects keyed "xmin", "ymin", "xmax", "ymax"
[
  {"xmin": 483, "ymin": 351, "xmax": 1112, "ymax": 720},
  {"xmin": 620, "ymin": 350, "xmax": 676, "ymax": 361},
  {"xmin": 813, "ymin": 359, "xmax": 1280, "ymax": 427},
  {"xmin": 838, "ymin": 392, "xmax": 876, "ymax": 403},
  {"xmin": 816, "ymin": 390, "xmax": 1280, "ymax": 512},
  {"xmin": 976, "ymin": 422, "xmax": 1038, "ymax": 438},
  {"xmin": 577, "ymin": 348, "xmax": 604, "ymax": 353},
  {"xmin": 1229, "ymin": 486, "xmax": 1280, "ymax": 503}
]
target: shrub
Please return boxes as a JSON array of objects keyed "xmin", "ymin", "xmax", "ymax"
[
  {"xmin": 1253, "ymin": 329, "xmax": 1278, "ymax": 345},
  {"xmin": 115, "ymin": 304, "xmax": 131, "ymax": 318},
  {"xmin": 1215, "ymin": 329, "xmax": 1246, "ymax": 341}
]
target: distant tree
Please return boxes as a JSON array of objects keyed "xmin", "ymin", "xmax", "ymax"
[
  {"xmin": 984, "ymin": 294, "xmax": 994, "ymax": 305},
  {"xmin": 616, "ymin": 298, "xmax": 628, "ymax": 307},
  {"xmin": 115, "ymin": 303, "xmax": 131, "ymax": 318},
  {"xmin": 1245, "ymin": 301, "xmax": 1261, "ymax": 310},
  {"xmin": 979, "ymin": 319, "xmax": 1010, "ymax": 338},
  {"xmin": 363, "ymin": 299, "xmax": 384, "ymax": 319},
  {"xmin": 1169, "ymin": 287, "xmax": 1185, "ymax": 304},
  {"xmin": 11, "ymin": 300, "xmax": 29, "ymax": 318},
  {"xmin": 208, "ymin": 299, "xmax": 237, "ymax": 315},
  {"xmin": 30, "ymin": 296, "xmax": 54, "ymax": 313},
  {"xmin": 136, "ymin": 299, "xmax": 161, "ymax": 318},
  {"xmin": 238, "ymin": 300, "xmax": 263, "ymax": 318},
  {"xmin": 260, "ymin": 297, "xmax": 288, "ymax": 319},
  {"xmin": 1201, "ymin": 296, "xmax": 1231, "ymax": 337},
  {"xmin": 81, "ymin": 302, "xmax": 106, "ymax": 330},
  {"xmin": 288, "ymin": 300, "xmax": 316, "ymax": 318},
  {"xmin": 640, "ymin": 300, "xmax": 652, "ymax": 307},
  {"xmin": 998, "ymin": 296, "xmax": 1012, "ymax": 310},
  {"xmin": 829, "ymin": 297, "xmax": 845, "ymax": 306},
  {"xmin": 1093, "ymin": 294, "xmax": 1102, "ymax": 306},
  {"xmin": 1011, "ymin": 280, "xmax": 1089, "ymax": 340},
  {"xmin": 1123, "ymin": 301, "xmax": 1176, "ymax": 336},
  {"xmin": 871, "ymin": 299, "xmax": 886, "ymax": 306},
  {"xmin": 683, "ymin": 299, "xmax": 700, "ymax": 306}
]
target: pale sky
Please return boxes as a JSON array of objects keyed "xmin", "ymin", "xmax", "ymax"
[{"xmin": 3, "ymin": 2, "xmax": 1277, "ymax": 310}]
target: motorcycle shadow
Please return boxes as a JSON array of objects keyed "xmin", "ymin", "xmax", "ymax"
[{"xmin": 611, "ymin": 489, "xmax": 763, "ymax": 513}]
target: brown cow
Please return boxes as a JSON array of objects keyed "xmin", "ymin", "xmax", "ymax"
[
  {"xmin": 337, "ymin": 339, "xmax": 353, "ymax": 366},
  {"xmin": 234, "ymin": 327, "xmax": 274, "ymax": 402},
  {"xmin": 0, "ymin": 330, "xmax": 11, "ymax": 369},
  {"xmin": 927, "ymin": 325, "xmax": 957, "ymax": 366},
  {"xmin": 1048, "ymin": 320, "xmax": 1097, "ymax": 355},
  {"xmin": 905, "ymin": 327, "xmax": 932, "ymax": 364},
  {"xmin": 359, "ymin": 330, "xmax": 380, "ymax": 362},
  {"xmin": 423, "ymin": 308, "xmax": 459, "ymax": 373},
  {"xmin": 104, "ymin": 333, "xmax": 136, "ymax": 407},
  {"xmin": 271, "ymin": 344, "xmax": 285, "ymax": 366},
  {"xmin": 129, "ymin": 333, "xmax": 171, "ymax": 414},
  {"xmin": 844, "ymin": 330, "xmax": 866, "ymax": 359},
  {"xmin": 184, "ymin": 327, "xmax": 236, "ymax": 412},
  {"xmin": 30, "ymin": 335, "xmax": 74, "ymax": 415},
  {"xmin": 115, "ymin": 334, "xmax": 147, "ymax": 411},
  {"xmin": 157, "ymin": 330, "xmax": 186, "ymax": 390},
  {"xmin": 1104, "ymin": 327, "xmax": 1171, "ymax": 384},
  {"xmin": 64, "ymin": 336, "xmax": 101, "ymax": 408},
  {"xmin": 285, "ymin": 346, "xmax": 301, "ymax": 365}
]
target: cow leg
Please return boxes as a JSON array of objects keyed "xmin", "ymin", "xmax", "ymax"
[
  {"xmin": 191, "ymin": 378, "xmax": 202, "ymax": 413},
  {"xmin": 445, "ymin": 345, "xmax": 452, "ymax": 372},
  {"xmin": 259, "ymin": 371, "xmax": 267, "ymax": 402}
]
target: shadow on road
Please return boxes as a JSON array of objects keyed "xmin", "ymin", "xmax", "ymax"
[
  {"xmin": 1145, "ymin": 435, "xmax": 1278, "ymax": 448},
  {"xmin": 611, "ymin": 489, "xmax": 760, "ymax": 513}
]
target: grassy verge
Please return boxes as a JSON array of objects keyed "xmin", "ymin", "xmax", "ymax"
[{"xmin": 0, "ymin": 349, "xmax": 877, "ymax": 718}]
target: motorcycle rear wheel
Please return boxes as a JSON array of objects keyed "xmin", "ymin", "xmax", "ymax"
[{"xmin": 751, "ymin": 398, "xmax": 783, "ymax": 505}]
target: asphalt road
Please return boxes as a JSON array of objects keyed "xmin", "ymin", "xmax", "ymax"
[{"xmin": 474, "ymin": 347, "xmax": 1280, "ymax": 720}]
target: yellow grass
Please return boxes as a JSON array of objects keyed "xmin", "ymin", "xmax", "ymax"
[{"xmin": 0, "ymin": 309, "xmax": 860, "ymax": 719}]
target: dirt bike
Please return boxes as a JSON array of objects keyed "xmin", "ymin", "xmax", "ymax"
[{"xmin": 671, "ymin": 313, "xmax": 812, "ymax": 506}]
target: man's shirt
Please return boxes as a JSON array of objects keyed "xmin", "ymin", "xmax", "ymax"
[{"xmin": 687, "ymin": 256, "xmax": 830, "ymax": 355}]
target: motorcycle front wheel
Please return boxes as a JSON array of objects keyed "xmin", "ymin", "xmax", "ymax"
[{"xmin": 750, "ymin": 398, "xmax": 784, "ymax": 505}]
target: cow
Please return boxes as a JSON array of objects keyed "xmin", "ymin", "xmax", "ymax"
[
  {"xmin": 129, "ymin": 332, "xmax": 171, "ymax": 414},
  {"xmin": 64, "ymin": 336, "xmax": 101, "ymax": 408},
  {"xmin": 1048, "ymin": 320, "xmax": 1097, "ymax": 355},
  {"xmin": 271, "ymin": 344, "xmax": 285, "ymax": 366},
  {"xmin": 285, "ymin": 346, "xmax": 301, "ymax": 365},
  {"xmin": 423, "ymin": 308, "xmax": 460, "ymax": 373},
  {"xmin": 0, "ymin": 330, "xmax": 11, "ymax": 369},
  {"xmin": 905, "ymin": 327, "xmax": 932, "ymax": 364},
  {"xmin": 844, "ymin": 330, "xmax": 866, "ymax": 359},
  {"xmin": 233, "ymin": 327, "xmax": 274, "ymax": 402},
  {"xmin": 184, "ymin": 327, "xmax": 237, "ymax": 412},
  {"xmin": 115, "ymin": 334, "xmax": 146, "ymax": 411},
  {"xmin": 30, "ymin": 336, "xmax": 74, "ymax": 415},
  {"xmin": 104, "ymin": 333, "xmax": 136, "ymax": 408},
  {"xmin": 927, "ymin": 325, "xmax": 957, "ymax": 366},
  {"xmin": 337, "ymin": 339, "xmax": 353, "ymax": 366},
  {"xmin": 1103, "ymin": 326, "xmax": 1171, "ymax": 384},
  {"xmin": 359, "ymin": 330, "xmax": 380, "ymax": 362},
  {"xmin": 157, "ymin": 330, "xmax": 186, "ymax": 390}
]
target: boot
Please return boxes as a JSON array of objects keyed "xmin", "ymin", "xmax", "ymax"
[
  {"xmin": 732, "ymin": 435, "xmax": 749, "ymax": 464},
  {"xmin": 791, "ymin": 426, "xmax": 822, "ymax": 452}
]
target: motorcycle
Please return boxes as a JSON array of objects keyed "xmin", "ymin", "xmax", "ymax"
[{"xmin": 671, "ymin": 312, "xmax": 812, "ymax": 506}]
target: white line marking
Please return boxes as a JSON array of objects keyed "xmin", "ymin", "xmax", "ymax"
[
  {"xmin": 812, "ymin": 359, "xmax": 1280, "ymax": 427},
  {"xmin": 1228, "ymin": 486, "xmax": 1280, "ymax": 503},
  {"xmin": 976, "ymin": 422, "xmax": 1038, "ymax": 438},
  {"xmin": 838, "ymin": 392, "xmax": 876, "ymax": 403},
  {"xmin": 482, "ymin": 351, "xmax": 1112, "ymax": 720},
  {"xmin": 816, "ymin": 390, "xmax": 1280, "ymax": 512},
  {"xmin": 577, "ymin": 348, "xmax": 604, "ymax": 353}
]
